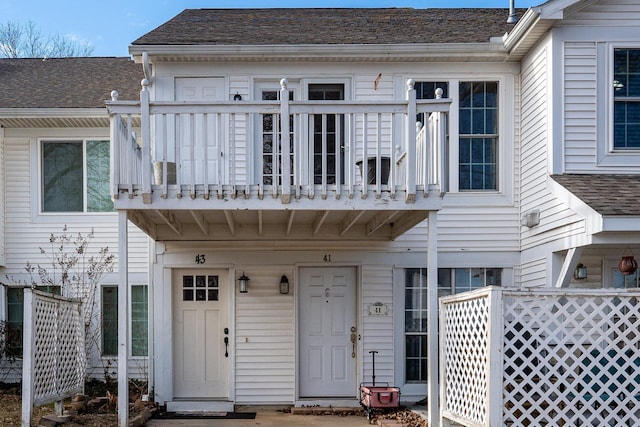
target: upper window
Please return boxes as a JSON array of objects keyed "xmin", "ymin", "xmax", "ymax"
[
  {"xmin": 458, "ymin": 82, "xmax": 498, "ymax": 191},
  {"xmin": 613, "ymin": 49, "xmax": 640, "ymax": 150},
  {"xmin": 41, "ymin": 140, "xmax": 113, "ymax": 213}
]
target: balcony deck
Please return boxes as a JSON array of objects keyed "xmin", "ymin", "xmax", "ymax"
[{"xmin": 107, "ymin": 79, "xmax": 448, "ymax": 241}]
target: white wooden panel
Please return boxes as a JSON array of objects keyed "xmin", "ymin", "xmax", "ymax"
[
  {"xmin": 234, "ymin": 267, "xmax": 295, "ymax": 403},
  {"xmin": 519, "ymin": 258, "xmax": 547, "ymax": 288},
  {"xmin": 361, "ymin": 266, "xmax": 394, "ymax": 385},
  {"xmin": 0, "ymin": 128, "xmax": 5, "ymax": 266},
  {"xmin": 563, "ymin": 42, "xmax": 598, "ymax": 172}
]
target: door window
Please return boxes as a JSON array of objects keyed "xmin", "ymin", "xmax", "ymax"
[{"xmin": 309, "ymin": 84, "xmax": 345, "ymax": 185}]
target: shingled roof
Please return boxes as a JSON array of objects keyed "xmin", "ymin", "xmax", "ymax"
[
  {"xmin": 133, "ymin": 8, "xmax": 519, "ymax": 46},
  {"xmin": 551, "ymin": 174, "xmax": 640, "ymax": 216},
  {"xmin": 0, "ymin": 57, "xmax": 142, "ymax": 109}
]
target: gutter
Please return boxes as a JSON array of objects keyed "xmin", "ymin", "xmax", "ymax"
[{"xmin": 129, "ymin": 42, "xmax": 510, "ymax": 62}]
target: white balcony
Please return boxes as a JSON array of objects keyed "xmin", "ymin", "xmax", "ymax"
[{"xmin": 106, "ymin": 79, "xmax": 449, "ymax": 241}]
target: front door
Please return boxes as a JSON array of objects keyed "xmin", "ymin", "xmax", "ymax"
[
  {"xmin": 173, "ymin": 269, "xmax": 229, "ymax": 399},
  {"xmin": 299, "ymin": 267, "xmax": 357, "ymax": 397}
]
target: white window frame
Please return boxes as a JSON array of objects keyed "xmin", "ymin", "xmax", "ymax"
[
  {"xmin": 404, "ymin": 74, "xmax": 514, "ymax": 206},
  {"xmin": 597, "ymin": 43, "xmax": 640, "ymax": 167},
  {"xmin": 100, "ymin": 283, "xmax": 149, "ymax": 359},
  {"xmin": 35, "ymin": 138, "xmax": 114, "ymax": 218}
]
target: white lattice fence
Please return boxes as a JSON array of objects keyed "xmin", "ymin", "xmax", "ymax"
[
  {"xmin": 440, "ymin": 287, "xmax": 640, "ymax": 427},
  {"xmin": 21, "ymin": 289, "xmax": 85, "ymax": 427}
]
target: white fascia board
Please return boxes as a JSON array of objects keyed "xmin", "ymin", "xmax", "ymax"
[
  {"xmin": 547, "ymin": 177, "xmax": 603, "ymax": 234},
  {"xmin": 601, "ymin": 217, "xmax": 640, "ymax": 232},
  {"xmin": 129, "ymin": 42, "xmax": 509, "ymax": 61},
  {"xmin": 0, "ymin": 108, "xmax": 106, "ymax": 119},
  {"xmin": 534, "ymin": 0, "xmax": 583, "ymax": 19},
  {"xmin": 502, "ymin": 9, "xmax": 543, "ymax": 51}
]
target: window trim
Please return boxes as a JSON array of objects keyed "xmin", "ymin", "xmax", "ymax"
[
  {"xmin": 611, "ymin": 47, "xmax": 640, "ymax": 151},
  {"xmin": 597, "ymin": 43, "xmax": 640, "ymax": 166},
  {"xmin": 35, "ymin": 137, "xmax": 115, "ymax": 218},
  {"xmin": 101, "ymin": 283, "xmax": 149, "ymax": 359},
  {"xmin": 409, "ymin": 75, "xmax": 512, "ymax": 199}
]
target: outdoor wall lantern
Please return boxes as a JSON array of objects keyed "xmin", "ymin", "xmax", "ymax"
[
  {"xmin": 238, "ymin": 272, "xmax": 250, "ymax": 293},
  {"xmin": 574, "ymin": 264, "xmax": 588, "ymax": 280},
  {"xmin": 233, "ymin": 92, "xmax": 242, "ymax": 101},
  {"xmin": 279, "ymin": 275, "xmax": 290, "ymax": 294}
]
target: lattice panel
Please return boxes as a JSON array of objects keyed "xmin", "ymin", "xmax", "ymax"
[
  {"xmin": 441, "ymin": 294, "xmax": 490, "ymax": 425},
  {"xmin": 503, "ymin": 291, "xmax": 640, "ymax": 426},
  {"xmin": 30, "ymin": 293, "xmax": 85, "ymax": 406}
]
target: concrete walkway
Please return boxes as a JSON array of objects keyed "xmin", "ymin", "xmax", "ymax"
[{"xmin": 145, "ymin": 409, "xmax": 373, "ymax": 426}]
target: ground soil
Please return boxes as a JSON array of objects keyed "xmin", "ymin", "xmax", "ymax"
[{"xmin": 0, "ymin": 382, "xmax": 140, "ymax": 427}]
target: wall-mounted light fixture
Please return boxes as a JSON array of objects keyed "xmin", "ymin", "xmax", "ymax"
[
  {"xmin": 279, "ymin": 275, "xmax": 290, "ymax": 294},
  {"xmin": 233, "ymin": 92, "xmax": 242, "ymax": 101},
  {"xmin": 238, "ymin": 272, "xmax": 249, "ymax": 293},
  {"xmin": 574, "ymin": 263, "xmax": 588, "ymax": 280},
  {"xmin": 521, "ymin": 210, "xmax": 540, "ymax": 228}
]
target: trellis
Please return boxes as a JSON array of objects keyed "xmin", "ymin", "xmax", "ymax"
[
  {"xmin": 21, "ymin": 289, "xmax": 85, "ymax": 427},
  {"xmin": 440, "ymin": 287, "xmax": 640, "ymax": 426}
]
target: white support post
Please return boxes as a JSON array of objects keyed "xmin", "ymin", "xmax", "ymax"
[
  {"xmin": 280, "ymin": 78, "xmax": 291, "ymax": 204},
  {"xmin": 117, "ymin": 211, "xmax": 129, "ymax": 427},
  {"xmin": 140, "ymin": 78, "xmax": 152, "ymax": 203},
  {"xmin": 426, "ymin": 210, "xmax": 439, "ymax": 426},
  {"xmin": 554, "ymin": 247, "xmax": 583, "ymax": 288},
  {"xmin": 109, "ymin": 91, "xmax": 120, "ymax": 201},
  {"xmin": 487, "ymin": 287, "xmax": 504, "ymax": 426},
  {"xmin": 21, "ymin": 289, "xmax": 34, "ymax": 427},
  {"xmin": 406, "ymin": 80, "xmax": 417, "ymax": 202}
]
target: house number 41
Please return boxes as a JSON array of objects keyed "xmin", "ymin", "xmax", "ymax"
[{"xmin": 195, "ymin": 254, "xmax": 206, "ymax": 264}]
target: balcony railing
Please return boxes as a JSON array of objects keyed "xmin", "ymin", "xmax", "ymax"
[{"xmin": 106, "ymin": 79, "xmax": 449, "ymax": 207}]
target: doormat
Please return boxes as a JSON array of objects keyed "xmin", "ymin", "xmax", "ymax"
[{"xmin": 154, "ymin": 412, "xmax": 257, "ymax": 419}]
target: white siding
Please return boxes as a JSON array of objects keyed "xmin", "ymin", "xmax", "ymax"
[
  {"xmin": 234, "ymin": 267, "xmax": 295, "ymax": 404},
  {"xmin": 563, "ymin": 41, "xmax": 598, "ymax": 171},
  {"xmin": 520, "ymin": 39, "xmax": 588, "ymax": 262},
  {"xmin": 0, "ymin": 128, "xmax": 5, "ymax": 266},
  {"xmin": 519, "ymin": 258, "xmax": 547, "ymax": 288},
  {"xmin": 2, "ymin": 133, "xmax": 149, "ymax": 275},
  {"xmin": 560, "ymin": 0, "xmax": 640, "ymax": 26},
  {"xmin": 361, "ymin": 265, "xmax": 394, "ymax": 385}
]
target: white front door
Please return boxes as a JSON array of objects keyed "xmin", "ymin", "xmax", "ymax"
[
  {"xmin": 299, "ymin": 267, "xmax": 357, "ymax": 397},
  {"xmin": 173, "ymin": 269, "xmax": 229, "ymax": 399}
]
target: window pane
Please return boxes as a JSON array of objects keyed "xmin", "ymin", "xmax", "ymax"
[
  {"xmin": 102, "ymin": 286, "xmax": 118, "ymax": 356},
  {"xmin": 459, "ymin": 82, "xmax": 498, "ymax": 190},
  {"xmin": 42, "ymin": 142, "xmax": 83, "ymax": 212},
  {"xmin": 131, "ymin": 285, "xmax": 148, "ymax": 357},
  {"xmin": 86, "ymin": 141, "xmax": 113, "ymax": 212},
  {"xmin": 7, "ymin": 288, "xmax": 24, "ymax": 356},
  {"xmin": 613, "ymin": 49, "xmax": 640, "ymax": 149}
]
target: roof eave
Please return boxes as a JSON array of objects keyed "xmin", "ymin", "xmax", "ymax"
[
  {"xmin": 0, "ymin": 108, "xmax": 110, "ymax": 129},
  {"xmin": 129, "ymin": 42, "xmax": 510, "ymax": 62}
]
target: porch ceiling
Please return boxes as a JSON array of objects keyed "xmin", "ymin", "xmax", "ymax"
[{"xmin": 126, "ymin": 207, "xmax": 429, "ymax": 241}]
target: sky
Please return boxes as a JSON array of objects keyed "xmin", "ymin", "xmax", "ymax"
[{"xmin": 1, "ymin": 0, "xmax": 541, "ymax": 57}]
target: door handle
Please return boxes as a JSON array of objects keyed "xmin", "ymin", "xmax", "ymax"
[
  {"xmin": 224, "ymin": 336, "xmax": 229, "ymax": 358},
  {"xmin": 350, "ymin": 326, "xmax": 357, "ymax": 358}
]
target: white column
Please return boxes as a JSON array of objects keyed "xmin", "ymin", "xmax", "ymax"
[
  {"xmin": 426, "ymin": 210, "xmax": 439, "ymax": 426},
  {"xmin": 117, "ymin": 211, "xmax": 129, "ymax": 426}
]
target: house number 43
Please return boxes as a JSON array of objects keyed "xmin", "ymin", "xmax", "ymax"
[{"xmin": 195, "ymin": 254, "xmax": 206, "ymax": 264}]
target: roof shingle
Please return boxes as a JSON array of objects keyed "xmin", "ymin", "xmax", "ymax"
[
  {"xmin": 551, "ymin": 174, "xmax": 640, "ymax": 216},
  {"xmin": 0, "ymin": 57, "xmax": 142, "ymax": 109},
  {"xmin": 133, "ymin": 8, "xmax": 519, "ymax": 46}
]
